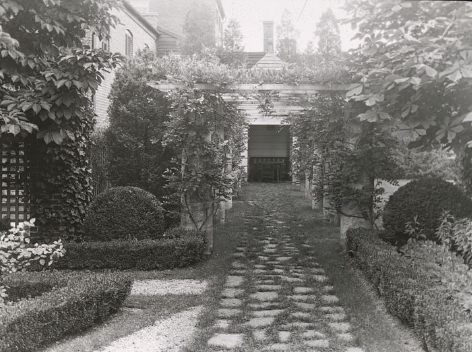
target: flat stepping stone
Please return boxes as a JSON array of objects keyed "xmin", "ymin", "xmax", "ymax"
[
  {"xmin": 305, "ymin": 339, "xmax": 330, "ymax": 348},
  {"xmin": 346, "ymin": 349, "xmax": 365, "ymax": 352},
  {"xmin": 232, "ymin": 262, "xmax": 247, "ymax": 269},
  {"xmin": 323, "ymin": 285, "xmax": 334, "ymax": 292},
  {"xmin": 291, "ymin": 312, "xmax": 311, "ymax": 320},
  {"xmin": 294, "ymin": 287, "xmax": 314, "ymax": 294},
  {"xmin": 313, "ymin": 275, "xmax": 328, "ymax": 283},
  {"xmin": 214, "ymin": 319, "xmax": 231, "ymax": 329},
  {"xmin": 208, "ymin": 333, "xmax": 244, "ymax": 349},
  {"xmin": 321, "ymin": 295, "xmax": 340, "ymax": 304},
  {"xmin": 302, "ymin": 330, "xmax": 326, "ymax": 339},
  {"xmin": 288, "ymin": 295, "xmax": 316, "ymax": 301},
  {"xmin": 329, "ymin": 322, "xmax": 352, "ymax": 332},
  {"xmin": 258, "ymin": 256, "xmax": 269, "ymax": 261},
  {"xmin": 278, "ymin": 331, "xmax": 291, "ymax": 342},
  {"xmin": 254, "ymin": 264, "xmax": 267, "ymax": 269},
  {"xmin": 320, "ymin": 306, "xmax": 345, "ymax": 313},
  {"xmin": 249, "ymin": 302, "xmax": 282, "ymax": 309},
  {"xmin": 280, "ymin": 276, "xmax": 304, "ymax": 283},
  {"xmin": 225, "ymin": 276, "xmax": 244, "ymax": 287},
  {"xmin": 272, "ymin": 269, "xmax": 284, "ymax": 274},
  {"xmin": 232, "ymin": 253, "xmax": 245, "ymax": 258},
  {"xmin": 246, "ymin": 317, "xmax": 275, "ymax": 328},
  {"xmin": 275, "ymin": 257, "xmax": 292, "ymax": 262},
  {"xmin": 255, "ymin": 285, "xmax": 282, "ymax": 291},
  {"xmin": 280, "ymin": 322, "xmax": 314, "ymax": 330},
  {"xmin": 221, "ymin": 298, "xmax": 243, "ymax": 307},
  {"xmin": 218, "ymin": 308, "xmax": 242, "ymax": 318},
  {"xmin": 326, "ymin": 312, "xmax": 347, "ymax": 321},
  {"xmin": 253, "ymin": 329, "xmax": 267, "ymax": 342},
  {"xmin": 265, "ymin": 343, "xmax": 290, "ymax": 351},
  {"xmin": 294, "ymin": 302, "xmax": 316, "ymax": 310},
  {"xmin": 337, "ymin": 333, "xmax": 355, "ymax": 342},
  {"xmin": 254, "ymin": 269, "xmax": 268, "ymax": 274},
  {"xmin": 252, "ymin": 309, "xmax": 284, "ymax": 317},
  {"xmin": 250, "ymin": 291, "xmax": 278, "ymax": 301},
  {"xmin": 222, "ymin": 288, "xmax": 244, "ymax": 298}
]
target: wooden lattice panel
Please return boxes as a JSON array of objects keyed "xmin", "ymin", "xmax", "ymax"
[{"xmin": 1, "ymin": 143, "xmax": 29, "ymax": 225}]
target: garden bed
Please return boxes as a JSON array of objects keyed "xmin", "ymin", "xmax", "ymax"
[
  {"xmin": 0, "ymin": 271, "xmax": 131, "ymax": 352},
  {"xmin": 346, "ymin": 228, "xmax": 472, "ymax": 352},
  {"xmin": 54, "ymin": 235, "xmax": 206, "ymax": 270}
]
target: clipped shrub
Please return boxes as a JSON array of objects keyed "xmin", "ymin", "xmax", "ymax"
[
  {"xmin": 55, "ymin": 234, "xmax": 206, "ymax": 270},
  {"xmin": 347, "ymin": 228, "xmax": 472, "ymax": 352},
  {"xmin": 383, "ymin": 177, "xmax": 472, "ymax": 243},
  {"xmin": 83, "ymin": 186, "xmax": 165, "ymax": 241},
  {"xmin": 0, "ymin": 271, "xmax": 131, "ymax": 352}
]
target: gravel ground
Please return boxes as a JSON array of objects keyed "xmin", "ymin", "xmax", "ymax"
[
  {"xmin": 131, "ymin": 279, "xmax": 208, "ymax": 296},
  {"xmin": 96, "ymin": 306, "xmax": 203, "ymax": 352}
]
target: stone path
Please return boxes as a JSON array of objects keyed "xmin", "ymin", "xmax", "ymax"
[{"xmin": 206, "ymin": 204, "xmax": 365, "ymax": 352}]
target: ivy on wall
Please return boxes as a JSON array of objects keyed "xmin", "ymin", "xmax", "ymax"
[{"xmin": 0, "ymin": 0, "xmax": 122, "ymax": 238}]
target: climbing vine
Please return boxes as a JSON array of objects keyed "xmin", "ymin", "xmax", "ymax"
[
  {"xmin": 287, "ymin": 94, "xmax": 401, "ymax": 227},
  {"xmin": 161, "ymin": 88, "xmax": 246, "ymax": 231}
]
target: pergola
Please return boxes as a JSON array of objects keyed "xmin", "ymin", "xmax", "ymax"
[{"xmin": 148, "ymin": 81, "xmax": 356, "ymax": 252}]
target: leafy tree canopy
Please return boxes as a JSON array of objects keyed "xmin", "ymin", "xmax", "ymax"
[
  {"xmin": 315, "ymin": 8, "xmax": 341, "ymax": 62},
  {"xmin": 345, "ymin": 0, "xmax": 472, "ymax": 154},
  {"xmin": 182, "ymin": 2, "xmax": 216, "ymax": 55},
  {"xmin": 0, "ymin": 0, "xmax": 122, "ymax": 144},
  {"xmin": 276, "ymin": 9, "xmax": 299, "ymax": 63},
  {"xmin": 223, "ymin": 19, "xmax": 244, "ymax": 52}
]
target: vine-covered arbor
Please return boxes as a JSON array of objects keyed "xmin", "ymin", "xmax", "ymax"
[{"xmin": 148, "ymin": 81, "xmax": 359, "ymax": 252}]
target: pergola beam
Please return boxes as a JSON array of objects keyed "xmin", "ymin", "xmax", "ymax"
[{"xmin": 148, "ymin": 82, "xmax": 352, "ymax": 94}]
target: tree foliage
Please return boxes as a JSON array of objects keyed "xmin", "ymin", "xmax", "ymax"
[
  {"xmin": 314, "ymin": 9, "xmax": 341, "ymax": 62},
  {"xmin": 182, "ymin": 2, "xmax": 216, "ymax": 55},
  {"xmin": 218, "ymin": 18, "xmax": 245, "ymax": 68},
  {"xmin": 106, "ymin": 50, "xmax": 175, "ymax": 200},
  {"xmin": 345, "ymin": 0, "xmax": 472, "ymax": 153},
  {"xmin": 0, "ymin": 0, "xmax": 122, "ymax": 143},
  {"xmin": 276, "ymin": 9, "xmax": 299, "ymax": 63}
]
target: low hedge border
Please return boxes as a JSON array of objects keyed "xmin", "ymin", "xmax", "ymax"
[
  {"xmin": 0, "ymin": 271, "xmax": 131, "ymax": 352},
  {"xmin": 54, "ymin": 235, "xmax": 206, "ymax": 270},
  {"xmin": 347, "ymin": 228, "xmax": 472, "ymax": 352}
]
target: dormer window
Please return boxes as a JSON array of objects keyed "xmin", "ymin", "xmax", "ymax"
[{"xmin": 125, "ymin": 30, "xmax": 133, "ymax": 58}]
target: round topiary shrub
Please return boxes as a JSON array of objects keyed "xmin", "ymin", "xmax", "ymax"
[
  {"xmin": 383, "ymin": 177, "xmax": 472, "ymax": 244},
  {"xmin": 83, "ymin": 187, "xmax": 165, "ymax": 241}
]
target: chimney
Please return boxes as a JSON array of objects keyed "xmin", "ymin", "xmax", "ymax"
[{"xmin": 263, "ymin": 21, "xmax": 274, "ymax": 53}]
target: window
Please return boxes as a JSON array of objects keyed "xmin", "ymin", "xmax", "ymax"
[
  {"xmin": 101, "ymin": 39, "xmax": 110, "ymax": 52},
  {"xmin": 125, "ymin": 30, "xmax": 133, "ymax": 58}
]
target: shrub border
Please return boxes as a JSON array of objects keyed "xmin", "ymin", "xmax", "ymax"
[
  {"xmin": 0, "ymin": 271, "xmax": 131, "ymax": 352},
  {"xmin": 55, "ymin": 235, "xmax": 206, "ymax": 270},
  {"xmin": 347, "ymin": 228, "xmax": 472, "ymax": 352}
]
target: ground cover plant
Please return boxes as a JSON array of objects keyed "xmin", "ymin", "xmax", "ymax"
[
  {"xmin": 347, "ymin": 227, "xmax": 472, "ymax": 352},
  {"xmin": 0, "ymin": 271, "xmax": 131, "ymax": 352}
]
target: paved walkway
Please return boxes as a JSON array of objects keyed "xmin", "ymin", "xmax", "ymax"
[{"xmin": 205, "ymin": 200, "xmax": 364, "ymax": 352}]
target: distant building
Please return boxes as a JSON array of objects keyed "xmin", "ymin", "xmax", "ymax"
[
  {"xmin": 87, "ymin": 0, "xmax": 160, "ymax": 130},
  {"xmin": 243, "ymin": 21, "xmax": 286, "ymax": 70}
]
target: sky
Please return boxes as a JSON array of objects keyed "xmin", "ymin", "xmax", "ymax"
[{"xmin": 220, "ymin": 0, "xmax": 357, "ymax": 52}]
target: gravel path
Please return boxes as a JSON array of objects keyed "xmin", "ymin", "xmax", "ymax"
[
  {"xmin": 96, "ymin": 306, "xmax": 203, "ymax": 352},
  {"xmin": 131, "ymin": 279, "xmax": 208, "ymax": 296}
]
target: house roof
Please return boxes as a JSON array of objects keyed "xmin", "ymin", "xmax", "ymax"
[
  {"xmin": 252, "ymin": 53, "xmax": 286, "ymax": 70},
  {"xmin": 244, "ymin": 52, "xmax": 266, "ymax": 68},
  {"xmin": 123, "ymin": 0, "xmax": 160, "ymax": 37}
]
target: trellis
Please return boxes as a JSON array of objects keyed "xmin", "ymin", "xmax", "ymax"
[{"xmin": 0, "ymin": 143, "xmax": 30, "ymax": 226}]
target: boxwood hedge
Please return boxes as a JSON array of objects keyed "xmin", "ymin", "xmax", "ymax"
[
  {"xmin": 0, "ymin": 271, "xmax": 131, "ymax": 352},
  {"xmin": 55, "ymin": 231, "xmax": 206, "ymax": 270},
  {"xmin": 347, "ymin": 228, "xmax": 472, "ymax": 352}
]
